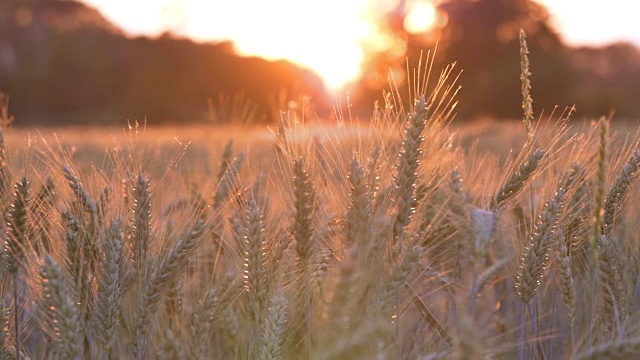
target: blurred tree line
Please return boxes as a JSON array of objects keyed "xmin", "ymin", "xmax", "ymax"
[
  {"xmin": 355, "ymin": 0, "xmax": 640, "ymax": 120},
  {"xmin": 1, "ymin": 0, "xmax": 640, "ymax": 125},
  {"xmin": 0, "ymin": 0, "xmax": 329, "ymax": 125}
]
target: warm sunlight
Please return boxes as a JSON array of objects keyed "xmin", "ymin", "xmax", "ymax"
[
  {"xmin": 183, "ymin": 0, "xmax": 381, "ymax": 92},
  {"xmin": 81, "ymin": 0, "xmax": 640, "ymax": 93},
  {"xmin": 404, "ymin": 1, "xmax": 437, "ymax": 34},
  {"xmin": 83, "ymin": 0, "xmax": 396, "ymax": 93}
]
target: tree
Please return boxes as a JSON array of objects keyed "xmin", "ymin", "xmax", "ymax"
[{"xmin": 352, "ymin": 0, "xmax": 576, "ymax": 119}]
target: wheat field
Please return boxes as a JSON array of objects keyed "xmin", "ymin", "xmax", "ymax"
[{"xmin": 1, "ymin": 31, "xmax": 640, "ymax": 360}]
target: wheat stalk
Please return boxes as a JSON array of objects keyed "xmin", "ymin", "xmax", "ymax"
[
  {"xmin": 453, "ymin": 315, "xmax": 483, "ymax": 360},
  {"xmin": 575, "ymin": 338, "xmax": 640, "ymax": 360},
  {"xmin": 158, "ymin": 329, "xmax": 184, "ymax": 360},
  {"xmin": 589, "ymin": 118, "xmax": 609, "ymax": 344},
  {"xmin": 327, "ymin": 249, "xmax": 362, "ymax": 331},
  {"xmin": 471, "ymin": 207, "xmax": 497, "ymax": 258}
]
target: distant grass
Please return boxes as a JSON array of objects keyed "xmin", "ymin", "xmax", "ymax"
[{"xmin": 1, "ymin": 32, "xmax": 640, "ymax": 359}]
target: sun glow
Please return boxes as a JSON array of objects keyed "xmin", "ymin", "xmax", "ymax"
[
  {"xmin": 404, "ymin": 1, "xmax": 437, "ymax": 34},
  {"xmin": 81, "ymin": 0, "xmax": 640, "ymax": 94},
  {"xmin": 82, "ymin": 0, "xmax": 396, "ymax": 93},
  {"xmin": 182, "ymin": 0, "xmax": 394, "ymax": 92}
]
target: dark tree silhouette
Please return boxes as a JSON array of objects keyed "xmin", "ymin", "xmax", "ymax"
[
  {"xmin": 0, "ymin": 0, "xmax": 331, "ymax": 125},
  {"xmin": 352, "ymin": 0, "xmax": 578, "ymax": 119},
  {"xmin": 2, "ymin": 0, "xmax": 640, "ymax": 124}
]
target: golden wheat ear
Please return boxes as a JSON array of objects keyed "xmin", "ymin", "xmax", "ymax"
[
  {"xmin": 520, "ymin": 29, "xmax": 534, "ymax": 138},
  {"xmin": 38, "ymin": 254, "xmax": 83, "ymax": 359},
  {"xmin": 94, "ymin": 220, "xmax": 124, "ymax": 358}
]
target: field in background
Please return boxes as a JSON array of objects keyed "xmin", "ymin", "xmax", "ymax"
[{"xmin": 4, "ymin": 116, "xmax": 637, "ymax": 174}]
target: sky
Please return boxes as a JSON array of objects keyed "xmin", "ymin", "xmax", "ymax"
[{"xmin": 79, "ymin": 0, "xmax": 640, "ymax": 91}]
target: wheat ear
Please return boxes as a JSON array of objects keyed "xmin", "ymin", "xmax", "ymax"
[
  {"xmin": 32, "ymin": 176, "xmax": 55, "ymax": 254},
  {"xmin": 0, "ymin": 127, "xmax": 11, "ymax": 201},
  {"xmin": 213, "ymin": 153, "xmax": 245, "ymax": 211},
  {"xmin": 95, "ymin": 220, "xmax": 124, "ymax": 358},
  {"xmin": 39, "ymin": 254, "xmax": 83, "ymax": 359},
  {"xmin": 188, "ymin": 288, "xmax": 219, "ymax": 358},
  {"xmin": 216, "ymin": 139, "xmax": 234, "ymax": 184},
  {"xmin": 597, "ymin": 234, "xmax": 620, "ymax": 339},
  {"xmin": 292, "ymin": 158, "xmax": 316, "ymax": 267},
  {"xmin": 4, "ymin": 176, "xmax": 30, "ymax": 274},
  {"xmin": 345, "ymin": 158, "xmax": 372, "ymax": 248},
  {"xmin": 378, "ymin": 245, "xmax": 424, "ymax": 313},
  {"xmin": 62, "ymin": 165, "xmax": 97, "ymax": 215},
  {"xmin": 515, "ymin": 188, "xmax": 566, "ymax": 304},
  {"xmin": 259, "ymin": 287, "xmax": 287, "ymax": 360},
  {"xmin": 393, "ymin": 96, "xmax": 428, "ymax": 252},
  {"xmin": 553, "ymin": 231, "xmax": 576, "ymax": 342},
  {"xmin": 131, "ymin": 174, "xmax": 151, "ymax": 273},
  {"xmin": 519, "ymin": 29, "xmax": 534, "ymax": 137},
  {"xmin": 603, "ymin": 149, "xmax": 640, "ymax": 236},
  {"xmin": 4, "ymin": 176, "xmax": 30, "ymax": 360},
  {"xmin": 491, "ymin": 149, "xmax": 545, "ymax": 211},
  {"xmin": 0, "ymin": 305, "xmax": 11, "ymax": 359},
  {"xmin": 133, "ymin": 219, "xmax": 205, "ymax": 359},
  {"xmin": 244, "ymin": 199, "xmax": 267, "ymax": 327},
  {"xmin": 292, "ymin": 157, "xmax": 316, "ymax": 356}
]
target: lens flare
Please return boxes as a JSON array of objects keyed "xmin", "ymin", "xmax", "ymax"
[{"xmin": 404, "ymin": 1, "xmax": 437, "ymax": 34}]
